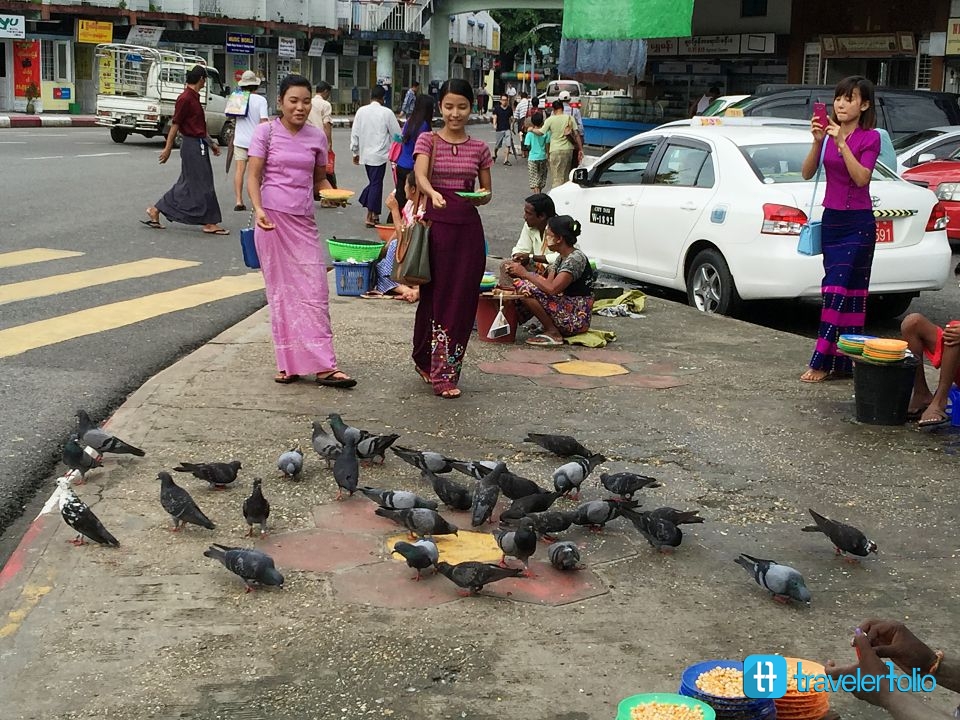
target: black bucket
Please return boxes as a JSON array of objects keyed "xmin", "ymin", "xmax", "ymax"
[{"xmin": 853, "ymin": 356, "xmax": 918, "ymax": 425}]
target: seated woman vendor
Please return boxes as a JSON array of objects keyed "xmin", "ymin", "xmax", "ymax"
[
  {"xmin": 503, "ymin": 214, "xmax": 595, "ymax": 347},
  {"xmin": 363, "ymin": 172, "xmax": 420, "ymax": 302},
  {"xmin": 509, "ymin": 193, "xmax": 559, "ymax": 274}
]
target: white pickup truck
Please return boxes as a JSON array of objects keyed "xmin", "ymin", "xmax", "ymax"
[{"xmin": 94, "ymin": 43, "xmax": 233, "ymax": 146}]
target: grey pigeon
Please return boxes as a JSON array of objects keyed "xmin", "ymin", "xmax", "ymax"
[
  {"xmin": 548, "ymin": 541, "xmax": 581, "ymax": 571},
  {"xmin": 327, "ymin": 413, "xmax": 366, "ymax": 445},
  {"xmin": 360, "ymin": 486, "xmax": 438, "ymax": 510},
  {"xmin": 621, "ymin": 506, "xmax": 683, "ymax": 551},
  {"xmin": 375, "ymin": 507, "xmax": 459, "ymax": 538},
  {"xmin": 471, "ymin": 462, "xmax": 505, "ymax": 527},
  {"xmin": 434, "ymin": 560, "xmax": 523, "ymax": 595},
  {"xmin": 493, "ymin": 518, "xmax": 538, "ymax": 575},
  {"xmin": 520, "ymin": 509, "xmax": 576, "ymax": 541},
  {"xmin": 203, "ymin": 544, "xmax": 284, "ymax": 592},
  {"xmin": 76, "ymin": 409, "xmax": 145, "ymax": 457},
  {"xmin": 63, "ymin": 435, "xmax": 102, "ymax": 482},
  {"xmin": 478, "ymin": 464, "xmax": 545, "ymax": 500},
  {"xmin": 802, "ymin": 509, "xmax": 878, "ymax": 559},
  {"xmin": 174, "ymin": 460, "xmax": 242, "ymax": 489},
  {"xmin": 242, "ymin": 478, "xmax": 270, "ymax": 536},
  {"xmin": 57, "ymin": 477, "xmax": 119, "ymax": 547},
  {"xmin": 735, "ymin": 553, "xmax": 811, "ymax": 605},
  {"xmin": 552, "ymin": 453, "xmax": 606, "ymax": 499},
  {"xmin": 523, "ymin": 433, "xmax": 593, "ymax": 458},
  {"xmin": 391, "ymin": 539, "xmax": 439, "ymax": 580},
  {"xmin": 499, "ymin": 490, "xmax": 563, "ymax": 521},
  {"xmin": 158, "ymin": 471, "xmax": 215, "ymax": 531},
  {"xmin": 648, "ymin": 507, "xmax": 705, "ymax": 526},
  {"xmin": 332, "ymin": 436, "xmax": 359, "ymax": 500},
  {"xmin": 311, "ymin": 420, "xmax": 342, "ymax": 468},
  {"xmin": 357, "ymin": 433, "xmax": 400, "ymax": 465},
  {"xmin": 392, "ymin": 446, "xmax": 455, "ymax": 474},
  {"xmin": 599, "ymin": 471, "xmax": 662, "ymax": 499},
  {"xmin": 450, "ymin": 458, "xmax": 499, "ymax": 482},
  {"xmin": 571, "ymin": 498, "xmax": 636, "ymax": 530},
  {"xmin": 277, "ymin": 446, "xmax": 304, "ymax": 480},
  {"xmin": 423, "ymin": 469, "xmax": 473, "ymax": 511}
]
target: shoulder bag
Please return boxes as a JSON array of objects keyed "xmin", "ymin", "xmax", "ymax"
[
  {"xmin": 797, "ymin": 141, "xmax": 828, "ymax": 256},
  {"xmin": 391, "ymin": 132, "xmax": 435, "ymax": 286},
  {"xmin": 240, "ymin": 121, "xmax": 274, "ymax": 269}
]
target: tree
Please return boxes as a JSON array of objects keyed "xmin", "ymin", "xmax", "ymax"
[{"xmin": 489, "ymin": 9, "xmax": 563, "ymax": 72}]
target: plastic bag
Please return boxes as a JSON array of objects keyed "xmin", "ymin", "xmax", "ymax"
[{"xmin": 487, "ymin": 294, "xmax": 511, "ymax": 339}]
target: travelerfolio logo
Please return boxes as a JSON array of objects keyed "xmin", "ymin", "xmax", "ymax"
[{"xmin": 743, "ymin": 654, "xmax": 938, "ymax": 699}]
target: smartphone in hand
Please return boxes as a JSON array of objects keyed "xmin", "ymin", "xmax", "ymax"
[{"xmin": 813, "ymin": 101, "xmax": 829, "ymax": 128}]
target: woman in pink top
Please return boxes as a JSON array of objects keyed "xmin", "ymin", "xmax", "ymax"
[
  {"xmin": 247, "ymin": 75, "xmax": 356, "ymax": 388},
  {"xmin": 413, "ymin": 79, "xmax": 493, "ymax": 399},
  {"xmin": 799, "ymin": 76, "xmax": 880, "ymax": 383}
]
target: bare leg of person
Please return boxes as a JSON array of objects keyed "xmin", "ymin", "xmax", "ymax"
[
  {"xmin": 519, "ymin": 297, "xmax": 561, "ymax": 342},
  {"xmin": 901, "ymin": 312, "xmax": 939, "ymax": 414}
]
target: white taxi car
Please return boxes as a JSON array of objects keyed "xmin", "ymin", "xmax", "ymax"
[{"xmin": 550, "ymin": 123, "xmax": 951, "ymax": 317}]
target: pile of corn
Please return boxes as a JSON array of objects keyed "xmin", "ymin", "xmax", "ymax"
[
  {"xmin": 629, "ymin": 702, "xmax": 705, "ymax": 720},
  {"xmin": 695, "ymin": 667, "xmax": 745, "ymax": 698}
]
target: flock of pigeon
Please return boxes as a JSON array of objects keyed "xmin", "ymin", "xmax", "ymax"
[{"xmin": 56, "ymin": 410, "xmax": 880, "ymax": 600}]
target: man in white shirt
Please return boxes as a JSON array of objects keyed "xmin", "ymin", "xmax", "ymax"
[
  {"xmin": 350, "ymin": 85, "xmax": 401, "ymax": 227},
  {"xmin": 307, "ymin": 81, "xmax": 338, "ymax": 201},
  {"xmin": 231, "ymin": 70, "xmax": 269, "ymax": 211}
]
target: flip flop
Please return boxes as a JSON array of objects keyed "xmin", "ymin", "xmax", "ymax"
[
  {"xmin": 140, "ymin": 219, "xmax": 164, "ymax": 230},
  {"xmin": 906, "ymin": 405, "xmax": 929, "ymax": 421},
  {"xmin": 415, "ymin": 367, "xmax": 431, "ymax": 384},
  {"xmin": 525, "ymin": 334, "xmax": 564, "ymax": 346},
  {"xmin": 918, "ymin": 409, "xmax": 950, "ymax": 429},
  {"xmin": 203, "ymin": 228, "xmax": 230, "ymax": 235},
  {"xmin": 274, "ymin": 372, "xmax": 300, "ymax": 384},
  {"xmin": 360, "ymin": 290, "xmax": 393, "ymax": 300},
  {"xmin": 234, "ymin": 204, "xmax": 247, "ymax": 211},
  {"xmin": 316, "ymin": 371, "xmax": 357, "ymax": 388}
]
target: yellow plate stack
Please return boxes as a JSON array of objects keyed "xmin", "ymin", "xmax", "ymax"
[{"xmin": 862, "ymin": 338, "xmax": 908, "ymax": 363}]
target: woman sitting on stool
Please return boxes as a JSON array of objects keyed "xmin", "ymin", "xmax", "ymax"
[
  {"xmin": 502, "ymin": 215, "xmax": 595, "ymax": 346},
  {"xmin": 363, "ymin": 172, "xmax": 420, "ymax": 302}
]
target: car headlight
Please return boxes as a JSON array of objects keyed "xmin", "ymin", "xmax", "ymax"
[{"xmin": 936, "ymin": 182, "xmax": 960, "ymax": 201}]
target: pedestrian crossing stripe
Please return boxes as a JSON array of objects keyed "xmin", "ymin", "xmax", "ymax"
[
  {"xmin": 873, "ymin": 209, "xmax": 917, "ymax": 218},
  {"xmin": 0, "ymin": 273, "xmax": 265, "ymax": 359},
  {"xmin": 0, "ymin": 248, "xmax": 84, "ymax": 269},
  {"xmin": 0, "ymin": 258, "xmax": 200, "ymax": 305}
]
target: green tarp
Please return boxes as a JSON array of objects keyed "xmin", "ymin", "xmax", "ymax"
[{"xmin": 561, "ymin": 0, "xmax": 695, "ymax": 40}]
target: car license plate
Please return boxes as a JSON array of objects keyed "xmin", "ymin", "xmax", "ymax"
[
  {"xmin": 121, "ymin": 114, "xmax": 136, "ymax": 126},
  {"xmin": 876, "ymin": 219, "xmax": 894, "ymax": 243}
]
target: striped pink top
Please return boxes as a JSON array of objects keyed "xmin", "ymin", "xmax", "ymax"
[{"xmin": 414, "ymin": 132, "xmax": 493, "ymax": 192}]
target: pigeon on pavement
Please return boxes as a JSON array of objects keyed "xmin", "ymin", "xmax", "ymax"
[
  {"xmin": 332, "ymin": 436, "xmax": 359, "ymax": 500},
  {"xmin": 648, "ymin": 507, "xmax": 705, "ymax": 526},
  {"xmin": 735, "ymin": 553, "xmax": 811, "ymax": 605},
  {"xmin": 174, "ymin": 460, "xmax": 242, "ymax": 490},
  {"xmin": 391, "ymin": 446, "xmax": 455, "ymax": 474},
  {"xmin": 599, "ymin": 471, "xmax": 662, "ymax": 499},
  {"xmin": 76, "ymin": 409, "xmax": 145, "ymax": 457},
  {"xmin": 57, "ymin": 477, "xmax": 119, "ymax": 547},
  {"xmin": 159, "ymin": 471, "xmax": 215, "ymax": 531},
  {"xmin": 375, "ymin": 507, "xmax": 459, "ymax": 538},
  {"xmin": 311, "ymin": 420, "xmax": 342, "ymax": 468},
  {"xmin": 471, "ymin": 462, "xmax": 505, "ymax": 527},
  {"xmin": 360, "ymin": 486, "xmax": 438, "ymax": 510},
  {"xmin": 423, "ymin": 469, "xmax": 473, "ymax": 511},
  {"xmin": 519, "ymin": 509, "xmax": 576, "ymax": 541},
  {"xmin": 802, "ymin": 509, "xmax": 878, "ymax": 559},
  {"xmin": 277, "ymin": 447, "xmax": 304, "ymax": 480},
  {"xmin": 434, "ymin": 561, "xmax": 523, "ymax": 596},
  {"xmin": 571, "ymin": 498, "xmax": 636, "ymax": 530},
  {"xmin": 203, "ymin": 544, "xmax": 284, "ymax": 592},
  {"xmin": 523, "ymin": 433, "xmax": 593, "ymax": 458},
  {"xmin": 548, "ymin": 540, "xmax": 581, "ymax": 571},
  {"xmin": 242, "ymin": 478, "xmax": 270, "ymax": 537},
  {"xmin": 499, "ymin": 490, "xmax": 564, "ymax": 521},
  {"xmin": 493, "ymin": 518, "xmax": 538, "ymax": 575},
  {"xmin": 552, "ymin": 453, "xmax": 606, "ymax": 499},
  {"xmin": 391, "ymin": 539, "xmax": 439, "ymax": 581},
  {"xmin": 62, "ymin": 435, "xmax": 102, "ymax": 483},
  {"xmin": 449, "ymin": 458, "xmax": 499, "ymax": 482},
  {"xmin": 327, "ymin": 413, "xmax": 366, "ymax": 445},
  {"xmin": 479, "ymin": 465, "xmax": 545, "ymax": 500},
  {"xmin": 357, "ymin": 433, "xmax": 400, "ymax": 465},
  {"xmin": 621, "ymin": 506, "xmax": 683, "ymax": 551}
]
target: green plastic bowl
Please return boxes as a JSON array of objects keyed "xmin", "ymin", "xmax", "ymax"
[
  {"xmin": 616, "ymin": 693, "xmax": 716, "ymax": 720},
  {"xmin": 326, "ymin": 237, "xmax": 385, "ymax": 262}
]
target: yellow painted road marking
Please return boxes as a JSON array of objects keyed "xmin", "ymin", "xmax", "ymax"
[
  {"xmin": 387, "ymin": 530, "xmax": 502, "ymax": 565},
  {"xmin": 0, "ymin": 583, "xmax": 52, "ymax": 639},
  {"xmin": 0, "ymin": 273, "xmax": 265, "ymax": 359},
  {"xmin": 0, "ymin": 258, "xmax": 200, "ymax": 305},
  {"xmin": 0, "ymin": 248, "xmax": 84, "ymax": 269}
]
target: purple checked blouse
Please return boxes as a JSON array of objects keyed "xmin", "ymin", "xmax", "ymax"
[{"xmin": 821, "ymin": 127, "xmax": 881, "ymax": 211}]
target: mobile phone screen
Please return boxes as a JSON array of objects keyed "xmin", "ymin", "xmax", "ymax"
[{"xmin": 813, "ymin": 102, "xmax": 829, "ymax": 127}]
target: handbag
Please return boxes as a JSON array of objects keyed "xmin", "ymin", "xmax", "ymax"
[
  {"xmin": 240, "ymin": 121, "xmax": 275, "ymax": 270},
  {"xmin": 797, "ymin": 141, "xmax": 828, "ymax": 256},
  {"xmin": 388, "ymin": 137, "xmax": 403, "ymax": 163},
  {"xmin": 224, "ymin": 89, "xmax": 250, "ymax": 118},
  {"xmin": 392, "ymin": 133, "xmax": 436, "ymax": 286}
]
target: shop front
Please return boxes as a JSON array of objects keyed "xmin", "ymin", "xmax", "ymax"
[
  {"xmin": 815, "ymin": 32, "xmax": 919, "ymax": 88},
  {"xmin": 0, "ymin": 13, "xmax": 26, "ymax": 111}
]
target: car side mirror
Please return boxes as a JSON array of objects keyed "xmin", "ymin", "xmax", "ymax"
[
  {"xmin": 221, "ymin": 87, "xmax": 231, "ymax": 98},
  {"xmin": 572, "ymin": 167, "xmax": 590, "ymax": 185},
  {"xmin": 917, "ymin": 153, "xmax": 936, "ymax": 164}
]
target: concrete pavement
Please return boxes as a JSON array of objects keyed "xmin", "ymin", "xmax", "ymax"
[{"xmin": 1, "ymin": 280, "xmax": 958, "ymax": 720}]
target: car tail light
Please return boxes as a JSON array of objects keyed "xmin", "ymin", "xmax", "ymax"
[
  {"xmin": 936, "ymin": 182, "xmax": 960, "ymax": 201},
  {"xmin": 926, "ymin": 201, "xmax": 949, "ymax": 231},
  {"xmin": 761, "ymin": 203, "xmax": 807, "ymax": 235}
]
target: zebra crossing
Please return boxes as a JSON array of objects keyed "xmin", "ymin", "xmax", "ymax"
[{"xmin": 0, "ymin": 248, "xmax": 264, "ymax": 360}]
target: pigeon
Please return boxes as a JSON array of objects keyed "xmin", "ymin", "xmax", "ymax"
[
  {"xmin": 62, "ymin": 435, "xmax": 102, "ymax": 483},
  {"xmin": 357, "ymin": 433, "xmax": 400, "ymax": 465},
  {"xmin": 802, "ymin": 509, "xmax": 878, "ymax": 559},
  {"xmin": 471, "ymin": 462, "xmax": 505, "ymax": 527},
  {"xmin": 203, "ymin": 544, "xmax": 284, "ymax": 592},
  {"xmin": 174, "ymin": 460, "xmax": 242, "ymax": 490},
  {"xmin": 332, "ymin": 436, "xmax": 359, "ymax": 500},
  {"xmin": 360, "ymin": 486, "xmax": 438, "ymax": 510},
  {"xmin": 599, "ymin": 471, "xmax": 662, "ymax": 499},
  {"xmin": 478, "ymin": 465, "xmax": 545, "ymax": 500},
  {"xmin": 277, "ymin": 446, "xmax": 304, "ymax": 480},
  {"xmin": 735, "ymin": 553, "xmax": 811, "ymax": 605},
  {"xmin": 434, "ymin": 560, "xmax": 523, "ymax": 596},
  {"xmin": 392, "ymin": 446, "xmax": 455, "ymax": 474},
  {"xmin": 520, "ymin": 509, "xmax": 576, "ymax": 541},
  {"xmin": 391, "ymin": 539, "xmax": 439, "ymax": 581},
  {"xmin": 158, "ymin": 471, "xmax": 215, "ymax": 531},
  {"xmin": 493, "ymin": 518, "xmax": 538, "ymax": 575},
  {"xmin": 327, "ymin": 413, "xmax": 366, "ymax": 445},
  {"xmin": 571, "ymin": 499, "xmax": 636, "ymax": 530},
  {"xmin": 242, "ymin": 478, "xmax": 270, "ymax": 536},
  {"xmin": 311, "ymin": 420, "xmax": 342, "ymax": 468},
  {"xmin": 621, "ymin": 507, "xmax": 683, "ymax": 552},
  {"xmin": 648, "ymin": 507, "xmax": 705, "ymax": 526},
  {"xmin": 57, "ymin": 477, "xmax": 119, "ymax": 547},
  {"xmin": 375, "ymin": 507, "xmax": 459, "ymax": 538},
  {"xmin": 450, "ymin": 458, "xmax": 499, "ymax": 482},
  {"xmin": 523, "ymin": 432, "xmax": 593, "ymax": 458},
  {"xmin": 423, "ymin": 469, "xmax": 473, "ymax": 511},
  {"xmin": 499, "ymin": 490, "xmax": 564, "ymax": 521},
  {"xmin": 76, "ymin": 409, "xmax": 145, "ymax": 457},
  {"xmin": 552, "ymin": 453, "xmax": 606, "ymax": 499},
  {"xmin": 548, "ymin": 541, "xmax": 581, "ymax": 571}
]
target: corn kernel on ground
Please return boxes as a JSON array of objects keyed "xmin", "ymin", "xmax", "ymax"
[
  {"xmin": 695, "ymin": 667, "xmax": 745, "ymax": 698},
  {"xmin": 630, "ymin": 701, "xmax": 705, "ymax": 720}
]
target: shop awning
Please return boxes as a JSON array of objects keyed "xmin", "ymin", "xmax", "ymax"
[{"xmin": 562, "ymin": 0, "xmax": 694, "ymax": 40}]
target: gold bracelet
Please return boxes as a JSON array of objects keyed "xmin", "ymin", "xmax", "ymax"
[{"xmin": 929, "ymin": 650, "xmax": 944, "ymax": 675}]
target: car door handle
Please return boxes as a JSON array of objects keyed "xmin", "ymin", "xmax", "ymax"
[
  {"xmin": 620, "ymin": 199, "xmax": 636, "ymax": 207},
  {"xmin": 680, "ymin": 202, "xmax": 698, "ymax": 211}
]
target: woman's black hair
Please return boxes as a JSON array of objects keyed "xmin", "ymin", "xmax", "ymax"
[
  {"xmin": 525, "ymin": 193, "xmax": 556, "ymax": 219},
  {"xmin": 833, "ymin": 75, "xmax": 876, "ymax": 130},
  {"xmin": 531, "ymin": 111, "xmax": 544, "ymax": 127},
  {"xmin": 279, "ymin": 74, "xmax": 311, "ymax": 100},
  {"xmin": 547, "ymin": 215, "xmax": 581, "ymax": 245},
  {"xmin": 403, "ymin": 94, "xmax": 435, "ymax": 142},
  {"xmin": 439, "ymin": 79, "xmax": 474, "ymax": 105}
]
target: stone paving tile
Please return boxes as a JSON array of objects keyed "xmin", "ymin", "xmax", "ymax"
[
  {"xmin": 502, "ymin": 348, "xmax": 573, "ymax": 365},
  {"xmin": 530, "ymin": 374, "xmax": 611, "ymax": 390},
  {"xmin": 477, "ymin": 361, "xmax": 556, "ymax": 377},
  {"xmin": 570, "ymin": 349, "xmax": 641, "ymax": 364},
  {"xmin": 464, "ymin": 559, "xmax": 607, "ymax": 605},
  {"xmin": 332, "ymin": 562, "xmax": 461, "ymax": 608},
  {"xmin": 313, "ymin": 501, "xmax": 398, "ymax": 535},
  {"xmin": 605, "ymin": 374, "xmax": 689, "ymax": 389},
  {"xmin": 259, "ymin": 529, "xmax": 382, "ymax": 573}
]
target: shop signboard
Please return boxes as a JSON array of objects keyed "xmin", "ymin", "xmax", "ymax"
[
  {"xmin": 77, "ymin": 20, "xmax": 113, "ymax": 44},
  {"xmin": 343, "ymin": 39, "xmax": 359, "ymax": 57},
  {"xmin": 0, "ymin": 13, "xmax": 25, "ymax": 39},
  {"xmin": 278, "ymin": 37, "xmax": 296, "ymax": 59},
  {"xmin": 308, "ymin": 38, "xmax": 326, "ymax": 57},
  {"xmin": 13, "ymin": 40, "xmax": 40, "ymax": 110},
  {"xmin": 419, "ymin": 48, "xmax": 430, "ymax": 66},
  {"xmin": 648, "ymin": 37, "xmax": 679, "ymax": 56},
  {"xmin": 649, "ymin": 33, "xmax": 775, "ymax": 57},
  {"xmin": 226, "ymin": 32, "xmax": 255, "ymax": 55},
  {"xmin": 821, "ymin": 33, "xmax": 915, "ymax": 57},
  {"xmin": 126, "ymin": 25, "xmax": 164, "ymax": 47},
  {"xmin": 679, "ymin": 35, "xmax": 740, "ymax": 56},
  {"xmin": 740, "ymin": 33, "xmax": 775, "ymax": 54},
  {"xmin": 947, "ymin": 18, "xmax": 960, "ymax": 55}
]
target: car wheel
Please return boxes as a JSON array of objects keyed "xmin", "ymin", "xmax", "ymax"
[
  {"xmin": 109, "ymin": 127, "xmax": 128, "ymax": 144},
  {"xmin": 219, "ymin": 121, "xmax": 235, "ymax": 148},
  {"xmin": 867, "ymin": 293, "xmax": 915, "ymax": 321},
  {"xmin": 686, "ymin": 248, "xmax": 741, "ymax": 315}
]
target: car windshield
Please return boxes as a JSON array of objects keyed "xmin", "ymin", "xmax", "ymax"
[
  {"xmin": 549, "ymin": 82, "xmax": 580, "ymax": 97},
  {"xmin": 740, "ymin": 143, "xmax": 897, "ymax": 183},
  {"xmin": 893, "ymin": 128, "xmax": 946, "ymax": 152}
]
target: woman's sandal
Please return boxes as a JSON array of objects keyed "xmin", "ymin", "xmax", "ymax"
[
  {"xmin": 439, "ymin": 388, "xmax": 461, "ymax": 399},
  {"xmin": 415, "ymin": 367, "xmax": 431, "ymax": 385},
  {"xmin": 274, "ymin": 371, "xmax": 300, "ymax": 384},
  {"xmin": 316, "ymin": 370, "xmax": 357, "ymax": 388}
]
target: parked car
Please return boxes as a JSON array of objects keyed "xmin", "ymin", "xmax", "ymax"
[
  {"xmin": 700, "ymin": 94, "xmax": 750, "ymax": 116},
  {"xmin": 550, "ymin": 124, "xmax": 951, "ymax": 318},
  {"xmin": 902, "ymin": 153, "xmax": 960, "ymax": 243},
  {"xmin": 540, "ymin": 79, "xmax": 583, "ymax": 108},
  {"xmin": 726, "ymin": 86, "xmax": 960, "ymax": 140},
  {"xmin": 894, "ymin": 126, "xmax": 960, "ymax": 173}
]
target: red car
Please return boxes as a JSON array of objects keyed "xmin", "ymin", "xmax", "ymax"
[{"xmin": 902, "ymin": 159, "xmax": 960, "ymax": 242}]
